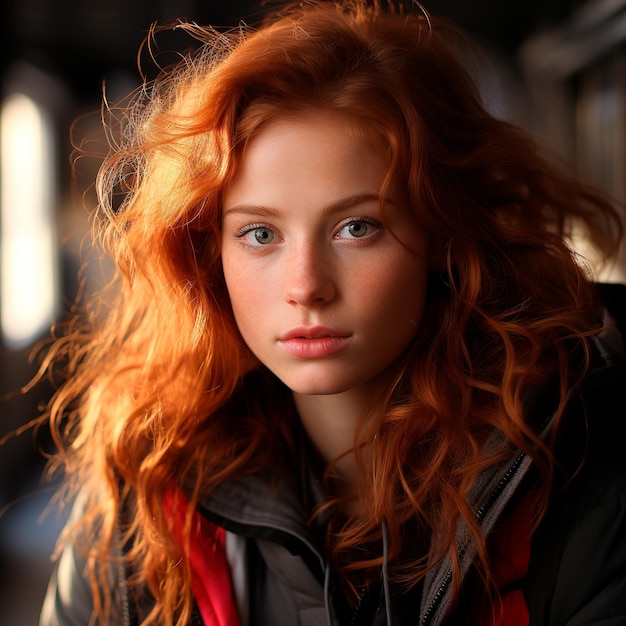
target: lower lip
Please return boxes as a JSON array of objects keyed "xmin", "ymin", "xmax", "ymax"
[{"xmin": 279, "ymin": 336, "xmax": 351, "ymax": 358}]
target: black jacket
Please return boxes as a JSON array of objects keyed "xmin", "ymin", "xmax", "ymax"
[{"xmin": 525, "ymin": 332, "xmax": 626, "ymax": 624}]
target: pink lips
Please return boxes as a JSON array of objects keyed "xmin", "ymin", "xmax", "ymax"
[{"xmin": 278, "ymin": 326, "xmax": 351, "ymax": 358}]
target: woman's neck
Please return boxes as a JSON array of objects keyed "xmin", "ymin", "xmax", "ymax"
[{"xmin": 293, "ymin": 387, "xmax": 381, "ymax": 502}]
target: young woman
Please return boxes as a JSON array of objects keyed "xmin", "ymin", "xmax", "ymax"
[{"xmin": 39, "ymin": 1, "xmax": 626, "ymax": 625}]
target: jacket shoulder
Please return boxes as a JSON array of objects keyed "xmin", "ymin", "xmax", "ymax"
[
  {"xmin": 39, "ymin": 495, "xmax": 135, "ymax": 626},
  {"xmin": 526, "ymin": 344, "xmax": 626, "ymax": 625}
]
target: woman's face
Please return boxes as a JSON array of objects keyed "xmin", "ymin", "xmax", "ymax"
[{"xmin": 221, "ymin": 110, "xmax": 430, "ymax": 399}]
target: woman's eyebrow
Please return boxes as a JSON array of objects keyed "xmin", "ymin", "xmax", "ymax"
[
  {"xmin": 222, "ymin": 193, "xmax": 383, "ymax": 218},
  {"xmin": 222, "ymin": 205, "xmax": 282, "ymax": 218}
]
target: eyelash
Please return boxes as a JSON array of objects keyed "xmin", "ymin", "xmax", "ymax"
[{"xmin": 234, "ymin": 223, "xmax": 268, "ymax": 238}]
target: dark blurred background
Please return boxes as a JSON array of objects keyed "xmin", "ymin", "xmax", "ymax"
[{"xmin": 1, "ymin": 0, "xmax": 624, "ymax": 624}]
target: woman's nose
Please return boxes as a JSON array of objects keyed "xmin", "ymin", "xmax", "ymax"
[{"xmin": 284, "ymin": 240, "xmax": 336, "ymax": 307}]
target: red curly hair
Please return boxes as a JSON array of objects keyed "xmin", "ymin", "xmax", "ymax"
[{"xmin": 40, "ymin": 0, "xmax": 622, "ymax": 623}]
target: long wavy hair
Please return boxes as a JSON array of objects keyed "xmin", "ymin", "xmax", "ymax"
[{"xmin": 40, "ymin": 0, "xmax": 622, "ymax": 623}]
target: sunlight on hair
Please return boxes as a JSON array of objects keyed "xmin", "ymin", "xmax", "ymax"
[
  {"xmin": 0, "ymin": 93, "xmax": 58, "ymax": 349},
  {"xmin": 569, "ymin": 225, "xmax": 625, "ymax": 283}
]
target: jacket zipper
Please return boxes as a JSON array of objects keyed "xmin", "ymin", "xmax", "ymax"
[
  {"xmin": 420, "ymin": 450, "xmax": 527, "ymax": 626},
  {"xmin": 119, "ymin": 553, "xmax": 134, "ymax": 626}
]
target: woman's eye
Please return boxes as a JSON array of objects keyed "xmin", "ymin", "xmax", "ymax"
[
  {"xmin": 337, "ymin": 219, "xmax": 379, "ymax": 239},
  {"xmin": 239, "ymin": 226, "xmax": 275, "ymax": 245}
]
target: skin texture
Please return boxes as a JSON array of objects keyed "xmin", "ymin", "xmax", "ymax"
[{"xmin": 221, "ymin": 110, "xmax": 431, "ymax": 478}]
